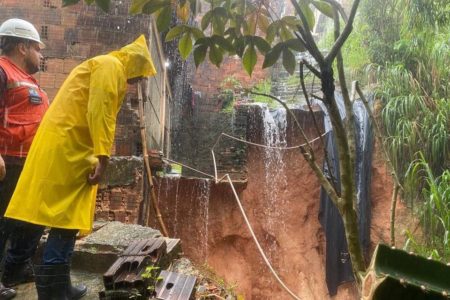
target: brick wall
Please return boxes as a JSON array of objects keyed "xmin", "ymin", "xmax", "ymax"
[
  {"xmin": 95, "ymin": 157, "xmax": 144, "ymax": 225},
  {"xmin": 192, "ymin": 55, "xmax": 269, "ymax": 100},
  {"xmin": 0, "ymin": 0, "xmax": 154, "ymax": 224}
]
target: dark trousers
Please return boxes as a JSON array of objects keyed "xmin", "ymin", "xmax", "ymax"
[
  {"xmin": 42, "ymin": 228, "xmax": 78, "ymax": 265},
  {"xmin": 0, "ymin": 164, "xmax": 43, "ymax": 267},
  {"xmin": 0, "ymin": 164, "xmax": 78, "ymax": 267}
]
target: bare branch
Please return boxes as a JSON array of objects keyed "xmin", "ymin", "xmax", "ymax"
[
  {"xmin": 290, "ymin": 0, "xmax": 325, "ymax": 64},
  {"xmin": 323, "ymin": 0, "xmax": 348, "ymax": 22},
  {"xmin": 325, "ymin": 0, "xmax": 361, "ymax": 64},
  {"xmin": 301, "ymin": 58, "xmax": 322, "ymax": 79},
  {"xmin": 334, "ymin": 8, "xmax": 356, "ymax": 181},
  {"xmin": 293, "ymin": 31, "xmax": 311, "ymax": 53},
  {"xmin": 300, "ymin": 63, "xmax": 337, "ymax": 189}
]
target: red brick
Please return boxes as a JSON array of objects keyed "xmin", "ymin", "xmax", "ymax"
[
  {"xmin": 50, "ymin": 25, "xmax": 65, "ymax": 41},
  {"xmin": 61, "ymin": 11, "xmax": 77, "ymax": 27},
  {"xmin": 37, "ymin": 73, "xmax": 56, "ymax": 89},
  {"xmin": 63, "ymin": 59, "xmax": 82, "ymax": 74},
  {"xmin": 47, "ymin": 59, "xmax": 64, "ymax": 73},
  {"xmin": 54, "ymin": 73, "xmax": 67, "ymax": 89},
  {"xmin": 114, "ymin": 211, "xmax": 127, "ymax": 222}
]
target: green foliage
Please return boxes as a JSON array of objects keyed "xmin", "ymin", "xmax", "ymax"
[
  {"xmin": 404, "ymin": 154, "xmax": 450, "ymax": 261},
  {"xmin": 354, "ymin": 0, "xmax": 450, "ymax": 262},
  {"xmin": 141, "ymin": 265, "xmax": 163, "ymax": 294},
  {"xmin": 249, "ymin": 80, "xmax": 277, "ymax": 108},
  {"xmin": 319, "ymin": 17, "xmax": 370, "ymax": 83},
  {"xmin": 216, "ymin": 76, "xmax": 242, "ymax": 112},
  {"xmin": 62, "ymin": 0, "xmax": 334, "ymax": 76}
]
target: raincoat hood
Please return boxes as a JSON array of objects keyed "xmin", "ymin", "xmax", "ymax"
[{"xmin": 109, "ymin": 34, "xmax": 157, "ymax": 79}]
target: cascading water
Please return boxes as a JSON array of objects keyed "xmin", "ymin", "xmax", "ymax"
[
  {"xmin": 198, "ymin": 179, "xmax": 211, "ymax": 261},
  {"xmin": 173, "ymin": 179, "xmax": 180, "ymax": 237},
  {"xmin": 260, "ymin": 105, "xmax": 288, "ymax": 259}
]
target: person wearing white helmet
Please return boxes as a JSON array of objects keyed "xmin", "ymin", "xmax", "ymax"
[{"xmin": 0, "ymin": 18, "xmax": 47, "ymax": 300}]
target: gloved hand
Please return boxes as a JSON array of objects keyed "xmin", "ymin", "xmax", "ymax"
[
  {"xmin": 0, "ymin": 154, "xmax": 5, "ymax": 181},
  {"xmin": 87, "ymin": 155, "xmax": 109, "ymax": 185}
]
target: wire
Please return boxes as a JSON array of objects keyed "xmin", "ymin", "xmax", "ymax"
[{"xmin": 163, "ymin": 131, "xmax": 319, "ymax": 299}]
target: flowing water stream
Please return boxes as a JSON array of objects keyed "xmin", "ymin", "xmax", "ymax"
[{"xmin": 260, "ymin": 105, "xmax": 288, "ymax": 261}]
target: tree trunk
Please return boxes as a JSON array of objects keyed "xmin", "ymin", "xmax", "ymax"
[{"xmin": 320, "ymin": 65, "xmax": 366, "ymax": 280}]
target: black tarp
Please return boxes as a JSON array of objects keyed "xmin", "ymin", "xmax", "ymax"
[{"xmin": 318, "ymin": 95, "xmax": 373, "ymax": 296}]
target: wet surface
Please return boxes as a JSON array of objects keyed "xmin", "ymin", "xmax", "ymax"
[{"xmin": 14, "ymin": 269, "xmax": 104, "ymax": 300}]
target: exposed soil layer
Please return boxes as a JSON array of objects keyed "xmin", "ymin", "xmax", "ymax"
[{"xmin": 152, "ymin": 115, "xmax": 412, "ymax": 299}]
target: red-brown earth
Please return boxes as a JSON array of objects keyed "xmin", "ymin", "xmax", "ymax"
[{"xmin": 152, "ymin": 125, "xmax": 414, "ymax": 300}]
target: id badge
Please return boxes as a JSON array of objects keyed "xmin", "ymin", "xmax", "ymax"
[{"xmin": 29, "ymin": 88, "xmax": 42, "ymax": 105}]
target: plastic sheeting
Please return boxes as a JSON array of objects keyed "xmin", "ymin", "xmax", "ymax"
[{"xmin": 318, "ymin": 94, "xmax": 373, "ymax": 296}]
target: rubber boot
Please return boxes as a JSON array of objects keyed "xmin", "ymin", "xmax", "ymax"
[
  {"xmin": 68, "ymin": 276, "xmax": 87, "ymax": 300},
  {"xmin": 34, "ymin": 264, "xmax": 68, "ymax": 300},
  {"xmin": 34, "ymin": 264, "xmax": 87, "ymax": 300},
  {"xmin": 2, "ymin": 261, "xmax": 34, "ymax": 287},
  {"xmin": 0, "ymin": 282, "xmax": 15, "ymax": 300}
]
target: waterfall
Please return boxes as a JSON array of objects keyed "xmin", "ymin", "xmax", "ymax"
[
  {"xmin": 198, "ymin": 179, "xmax": 211, "ymax": 261},
  {"xmin": 260, "ymin": 105, "xmax": 288, "ymax": 258}
]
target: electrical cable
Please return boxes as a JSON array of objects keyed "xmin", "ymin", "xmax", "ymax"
[{"xmin": 162, "ymin": 131, "xmax": 326, "ymax": 299}]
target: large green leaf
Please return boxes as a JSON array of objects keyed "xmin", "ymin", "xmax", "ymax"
[
  {"xmin": 258, "ymin": 15, "xmax": 270, "ymax": 33},
  {"xmin": 212, "ymin": 35, "xmax": 234, "ymax": 52},
  {"xmin": 156, "ymin": 6, "xmax": 172, "ymax": 32},
  {"xmin": 201, "ymin": 11, "xmax": 213, "ymax": 30},
  {"xmin": 298, "ymin": 0, "xmax": 315, "ymax": 29},
  {"xmin": 285, "ymin": 39, "xmax": 305, "ymax": 52},
  {"xmin": 282, "ymin": 48, "xmax": 296, "ymax": 75},
  {"xmin": 142, "ymin": 0, "xmax": 168, "ymax": 14},
  {"xmin": 212, "ymin": 15, "xmax": 225, "ymax": 35},
  {"xmin": 84, "ymin": 0, "xmax": 95, "ymax": 4},
  {"xmin": 233, "ymin": 36, "xmax": 246, "ymax": 57},
  {"xmin": 95, "ymin": 0, "xmax": 110, "ymax": 11},
  {"xmin": 244, "ymin": 13, "xmax": 257, "ymax": 35},
  {"xmin": 262, "ymin": 43, "xmax": 284, "ymax": 68},
  {"xmin": 282, "ymin": 16, "xmax": 301, "ymax": 27},
  {"xmin": 179, "ymin": 33, "xmax": 193, "ymax": 59},
  {"xmin": 129, "ymin": 0, "xmax": 149, "ymax": 14},
  {"xmin": 213, "ymin": 7, "xmax": 228, "ymax": 18},
  {"xmin": 312, "ymin": 0, "xmax": 334, "ymax": 18},
  {"xmin": 191, "ymin": 27, "xmax": 205, "ymax": 40},
  {"xmin": 280, "ymin": 24, "xmax": 295, "ymax": 41},
  {"xmin": 266, "ymin": 21, "xmax": 280, "ymax": 44},
  {"xmin": 165, "ymin": 25, "xmax": 186, "ymax": 41},
  {"xmin": 62, "ymin": 0, "xmax": 81, "ymax": 7},
  {"xmin": 209, "ymin": 45, "xmax": 224, "ymax": 67},
  {"xmin": 194, "ymin": 45, "xmax": 208, "ymax": 67},
  {"xmin": 253, "ymin": 36, "xmax": 270, "ymax": 54},
  {"xmin": 243, "ymin": 44, "xmax": 257, "ymax": 76},
  {"xmin": 194, "ymin": 37, "xmax": 211, "ymax": 46}
]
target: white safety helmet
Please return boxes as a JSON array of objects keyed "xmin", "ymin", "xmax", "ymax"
[{"xmin": 0, "ymin": 18, "xmax": 45, "ymax": 49}]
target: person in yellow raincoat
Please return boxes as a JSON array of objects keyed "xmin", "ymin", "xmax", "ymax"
[{"xmin": 4, "ymin": 34, "xmax": 156, "ymax": 300}]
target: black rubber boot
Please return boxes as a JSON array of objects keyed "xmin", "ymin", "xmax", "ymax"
[
  {"xmin": 68, "ymin": 277, "xmax": 87, "ymax": 300},
  {"xmin": 34, "ymin": 264, "xmax": 68, "ymax": 300},
  {"xmin": 0, "ymin": 282, "xmax": 15, "ymax": 300},
  {"xmin": 34, "ymin": 264, "xmax": 86, "ymax": 300},
  {"xmin": 2, "ymin": 261, "xmax": 34, "ymax": 287}
]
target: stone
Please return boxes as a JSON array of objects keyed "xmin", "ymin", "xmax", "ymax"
[{"xmin": 72, "ymin": 221, "xmax": 162, "ymax": 273}]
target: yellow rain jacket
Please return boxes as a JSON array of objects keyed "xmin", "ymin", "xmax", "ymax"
[{"xmin": 5, "ymin": 35, "xmax": 156, "ymax": 233}]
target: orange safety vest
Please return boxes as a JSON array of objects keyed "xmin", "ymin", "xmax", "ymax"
[{"xmin": 0, "ymin": 57, "xmax": 49, "ymax": 157}]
